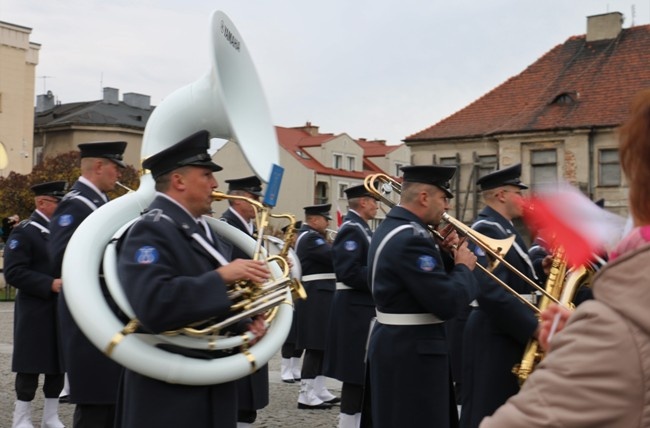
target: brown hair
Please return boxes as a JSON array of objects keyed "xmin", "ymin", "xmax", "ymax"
[{"xmin": 619, "ymin": 89, "xmax": 650, "ymax": 224}]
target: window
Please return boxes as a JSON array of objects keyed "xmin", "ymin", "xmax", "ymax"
[
  {"xmin": 34, "ymin": 145, "xmax": 43, "ymax": 164},
  {"xmin": 395, "ymin": 162, "xmax": 406, "ymax": 176},
  {"xmin": 333, "ymin": 154, "xmax": 343, "ymax": 169},
  {"xmin": 477, "ymin": 155, "xmax": 497, "ymax": 181},
  {"xmin": 338, "ymin": 183, "xmax": 349, "ymax": 199},
  {"xmin": 295, "ymin": 150, "xmax": 310, "ymax": 160},
  {"xmin": 599, "ymin": 149, "xmax": 621, "ymax": 186},
  {"xmin": 551, "ymin": 91, "xmax": 578, "ymax": 105},
  {"xmin": 531, "ymin": 149, "xmax": 557, "ymax": 187},
  {"xmin": 347, "ymin": 156, "xmax": 356, "ymax": 171},
  {"xmin": 315, "ymin": 182, "xmax": 329, "ymax": 204},
  {"xmin": 439, "ymin": 157, "xmax": 457, "ymax": 167}
]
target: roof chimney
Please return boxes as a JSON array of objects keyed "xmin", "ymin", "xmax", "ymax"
[
  {"xmin": 35, "ymin": 90, "xmax": 55, "ymax": 113},
  {"xmin": 123, "ymin": 92, "xmax": 151, "ymax": 110},
  {"xmin": 586, "ymin": 12, "xmax": 623, "ymax": 42},
  {"xmin": 302, "ymin": 121, "xmax": 319, "ymax": 136},
  {"xmin": 103, "ymin": 87, "xmax": 119, "ymax": 104}
]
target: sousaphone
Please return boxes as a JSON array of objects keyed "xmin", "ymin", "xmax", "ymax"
[{"xmin": 61, "ymin": 10, "xmax": 292, "ymax": 385}]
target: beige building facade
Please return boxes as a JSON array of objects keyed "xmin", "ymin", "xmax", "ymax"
[
  {"xmin": 213, "ymin": 125, "xmax": 411, "ymax": 231},
  {"xmin": 406, "ymin": 12, "xmax": 637, "ymax": 223},
  {"xmin": 0, "ymin": 21, "xmax": 39, "ymax": 177}
]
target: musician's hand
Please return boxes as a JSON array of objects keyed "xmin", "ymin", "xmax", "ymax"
[
  {"xmin": 541, "ymin": 255, "xmax": 553, "ymax": 276},
  {"xmin": 247, "ymin": 315, "xmax": 268, "ymax": 345},
  {"xmin": 51, "ymin": 278, "xmax": 62, "ymax": 293},
  {"xmin": 217, "ymin": 259, "xmax": 270, "ymax": 284},
  {"xmin": 538, "ymin": 303, "xmax": 571, "ymax": 351},
  {"xmin": 453, "ymin": 240, "xmax": 477, "ymax": 270},
  {"xmin": 438, "ymin": 224, "xmax": 459, "ymax": 252}
]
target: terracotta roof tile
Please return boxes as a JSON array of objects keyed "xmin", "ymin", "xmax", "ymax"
[
  {"xmin": 277, "ymin": 126, "xmax": 389, "ymax": 177},
  {"xmin": 406, "ymin": 24, "xmax": 650, "ymax": 142}
]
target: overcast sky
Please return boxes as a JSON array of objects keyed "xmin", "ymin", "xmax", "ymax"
[{"xmin": 1, "ymin": 1, "xmax": 648, "ymax": 146}]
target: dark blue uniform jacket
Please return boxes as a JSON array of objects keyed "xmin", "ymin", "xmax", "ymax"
[
  {"xmin": 460, "ymin": 206, "xmax": 540, "ymax": 428},
  {"xmin": 368, "ymin": 206, "xmax": 478, "ymax": 428},
  {"xmin": 5, "ymin": 211, "xmax": 62, "ymax": 374},
  {"xmin": 115, "ymin": 195, "xmax": 238, "ymax": 428},
  {"xmin": 294, "ymin": 224, "xmax": 335, "ymax": 351},
  {"xmin": 49, "ymin": 179, "xmax": 122, "ymax": 404},
  {"xmin": 324, "ymin": 210, "xmax": 375, "ymax": 385}
]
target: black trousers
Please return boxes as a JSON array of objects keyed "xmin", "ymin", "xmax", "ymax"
[
  {"xmin": 15, "ymin": 372, "xmax": 65, "ymax": 401},
  {"xmin": 341, "ymin": 382, "xmax": 364, "ymax": 415},
  {"xmin": 301, "ymin": 349, "xmax": 324, "ymax": 379},
  {"xmin": 281, "ymin": 342, "xmax": 304, "ymax": 359}
]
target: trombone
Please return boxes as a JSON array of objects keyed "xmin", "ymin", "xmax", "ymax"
[
  {"xmin": 364, "ymin": 173, "xmax": 568, "ymax": 313},
  {"xmin": 325, "ymin": 228, "xmax": 338, "ymax": 242}
]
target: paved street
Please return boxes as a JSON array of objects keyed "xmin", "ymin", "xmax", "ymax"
[{"xmin": 0, "ymin": 301, "xmax": 340, "ymax": 427}]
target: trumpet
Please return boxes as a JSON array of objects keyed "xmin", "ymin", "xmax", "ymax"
[
  {"xmin": 364, "ymin": 173, "xmax": 569, "ymax": 313},
  {"xmin": 325, "ymin": 228, "xmax": 338, "ymax": 242}
]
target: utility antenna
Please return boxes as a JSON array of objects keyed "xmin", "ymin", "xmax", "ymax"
[{"xmin": 37, "ymin": 75, "xmax": 54, "ymax": 93}]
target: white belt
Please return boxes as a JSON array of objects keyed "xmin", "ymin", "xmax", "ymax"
[
  {"xmin": 470, "ymin": 293, "xmax": 537, "ymax": 308},
  {"xmin": 302, "ymin": 273, "xmax": 336, "ymax": 282},
  {"xmin": 336, "ymin": 282, "xmax": 352, "ymax": 290},
  {"xmin": 375, "ymin": 310, "xmax": 443, "ymax": 325}
]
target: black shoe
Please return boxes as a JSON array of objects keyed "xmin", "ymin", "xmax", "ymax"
[
  {"xmin": 282, "ymin": 378, "xmax": 295, "ymax": 384},
  {"xmin": 293, "ymin": 377, "xmax": 301, "ymax": 381},
  {"xmin": 297, "ymin": 402, "xmax": 333, "ymax": 410},
  {"xmin": 324, "ymin": 396, "xmax": 341, "ymax": 405},
  {"xmin": 59, "ymin": 395, "xmax": 70, "ymax": 404}
]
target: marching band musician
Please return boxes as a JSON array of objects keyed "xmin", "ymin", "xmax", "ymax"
[
  {"xmin": 49, "ymin": 141, "xmax": 128, "ymax": 428},
  {"xmin": 481, "ymin": 88, "xmax": 650, "ymax": 428},
  {"xmin": 219, "ymin": 175, "xmax": 270, "ymax": 428},
  {"xmin": 324, "ymin": 185, "xmax": 379, "ymax": 428},
  {"xmin": 5, "ymin": 181, "xmax": 67, "ymax": 428},
  {"xmin": 294, "ymin": 204, "xmax": 340, "ymax": 409},
  {"xmin": 279, "ymin": 220, "xmax": 304, "ymax": 384},
  {"xmin": 115, "ymin": 130, "xmax": 268, "ymax": 428},
  {"xmin": 367, "ymin": 165, "xmax": 478, "ymax": 427},
  {"xmin": 459, "ymin": 163, "xmax": 542, "ymax": 428}
]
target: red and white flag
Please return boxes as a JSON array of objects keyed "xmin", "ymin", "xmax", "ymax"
[
  {"xmin": 336, "ymin": 202, "xmax": 343, "ymax": 228},
  {"xmin": 521, "ymin": 183, "xmax": 627, "ymax": 267}
]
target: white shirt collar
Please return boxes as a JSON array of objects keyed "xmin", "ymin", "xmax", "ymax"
[
  {"xmin": 156, "ymin": 192, "xmax": 203, "ymax": 223},
  {"xmin": 228, "ymin": 206, "xmax": 254, "ymax": 235},
  {"xmin": 34, "ymin": 210, "xmax": 50, "ymax": 223},
  {"xmin": 78, "ymin": 176, "xmax": 108, "ymax": 202}
]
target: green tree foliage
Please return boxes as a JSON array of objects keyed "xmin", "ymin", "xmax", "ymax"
[{"xmin": 0, "ymin": 151, "xmax": 140, "ymax": 220}]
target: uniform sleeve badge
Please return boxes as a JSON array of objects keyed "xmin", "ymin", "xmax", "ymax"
[
  {"xmin": 417, "ymin": 255, "xmax": 436, "ymax": 271},
  {"xmin": 344, "ymin": 240, "xmax": 358, "ymax": 252},
  {"xmin": 58, "ymin": 214, "xmax": 73, "ymax": 227},
  {"xmin": 135, "ymin": 246, "xmax": 159, "ymax": 264},
  {"xmin": 8, "ymin": 239, "xmax": 18, "ymax": 250},
  {"xmin": 315, "ymin": 238, "xmax": 326, "ymax": 246},
  {"xmin": 474, "ymin": 246, "xmax": 486, "ymax": 257}
]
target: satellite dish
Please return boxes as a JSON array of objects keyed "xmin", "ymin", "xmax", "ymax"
[{"xmin": 0, "ymin": 143, "xmax": 8, "ymax": 169}]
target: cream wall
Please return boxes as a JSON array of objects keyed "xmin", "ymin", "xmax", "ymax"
[
  {"xmin": 211, "ymin": 140, "xmax": 315, "ymax": 233},
  {"xmin": 321, "ymin": 135, "xmax": 364, "ymax": 171},
  {"xmin": 407, "ymin": 127, "xmax": 629, "ymax": 221},
  {"xmin": 0, "ymin": 22, "xmax": 38, "ymax": 177},
  {"xmin": 304, "ymin": 134, "xmax": 363, "ymax": 170},
  {"xmin": 368, "ymin": 144, "xmax": 411, "ymax": 176},
  {"xmin": 34, "ymin": 127, "xmax": 146, "ymax": 169}
]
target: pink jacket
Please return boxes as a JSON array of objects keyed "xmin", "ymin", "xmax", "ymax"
[{"xmin": 481, "ymin": 239, "xmax": 650, "ymax": 427}]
